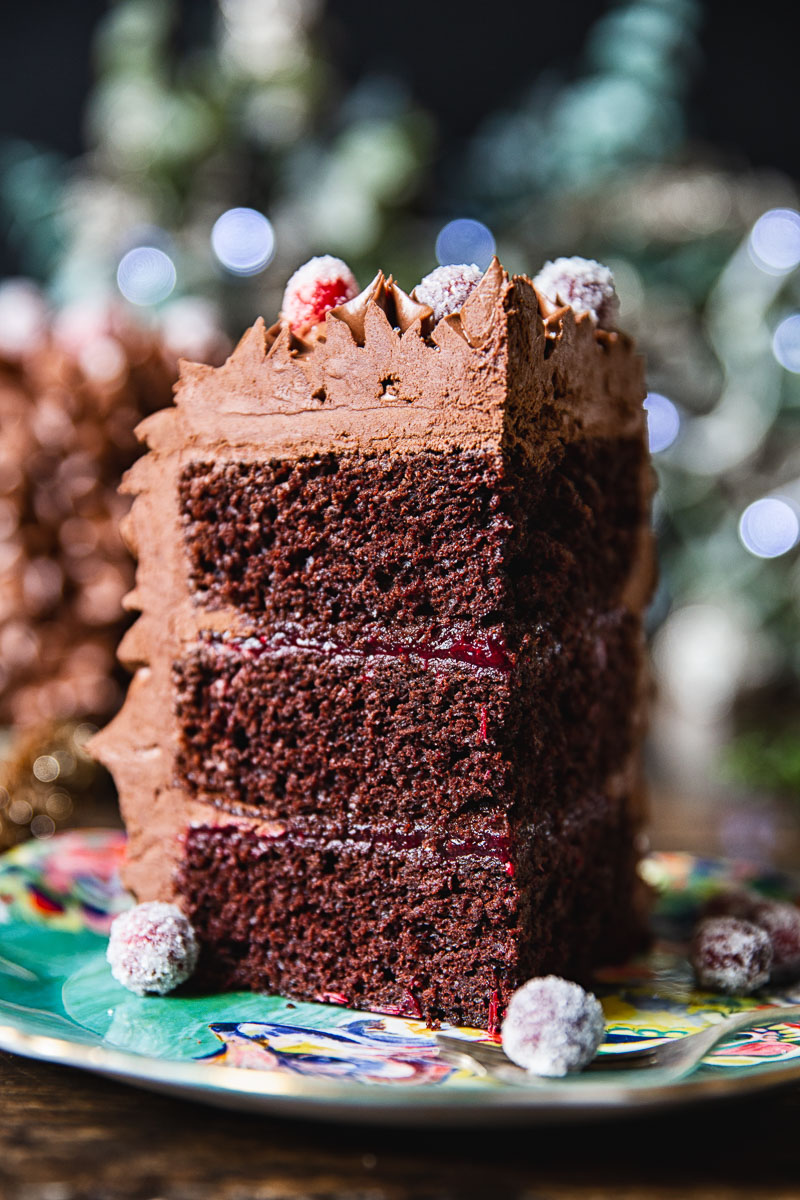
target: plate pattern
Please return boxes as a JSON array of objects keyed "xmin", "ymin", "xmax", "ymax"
[
  {"xmin": 0, "ymin": 830, "xmax": 128, "ymax": 934},
  {"xmin": 3, "ymin": 831, "xmax": 800, "ymax": 1112}
]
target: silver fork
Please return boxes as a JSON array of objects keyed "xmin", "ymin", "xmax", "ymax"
[{"xmin": 434, "ymin": 1003, "xmax": 800, "ymax": 1082}]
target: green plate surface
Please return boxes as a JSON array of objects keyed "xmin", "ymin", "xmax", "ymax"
[{"xmin": 2, "ymin": 830, "xmax": 800, "ymax": 1125}]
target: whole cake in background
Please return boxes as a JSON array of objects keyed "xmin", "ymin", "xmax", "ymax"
[
  {"xmin": 0, "ymin": 282, "xmax": 227, "ymax": 849},
  {"xmin": 93, "ymin": 253, "xmax": 656, "ymax": 1029}
]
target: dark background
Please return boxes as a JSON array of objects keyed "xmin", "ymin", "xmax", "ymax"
[{"xmin": 0, "ymin": 0, "xmax": 797, "ymax": 277}]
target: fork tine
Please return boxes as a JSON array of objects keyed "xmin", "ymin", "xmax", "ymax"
[{"xmin": 433, "ymin": 1035, "xmax": 505, "ymax": 1068}]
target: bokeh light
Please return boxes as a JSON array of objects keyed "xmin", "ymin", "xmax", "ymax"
[
  {"xmin": 653, "ymin": 604, "xmax": 752, "ymax": 721},
  {"xmin": 30, "ymin": 814, "xmax": 56, "ymax": 840},
  {"xmin": 748, "ymin": 208, "xmax": 800, "ymax": 275},
  {"xmin": 32, "ymin": 755, "xmax": 60, "ymax": 783},
  {"xmin": 435, "ymin": 219, "xmax": 496, "ymax": 271},
  {"xmin": 116, "ymin": 247, "xmax": 176, "ymax": 306},
  {"xmin": 161, "ymin": 296, "xmax": 225, "ymax": 362},
  {"xmin": 8, "ymin": 799, "xmax": 33, "ymax": 826},
  {"xmin": 0, "ymin": 280, "xmax": 48, "ymax": 358},
  {"xmin": 772, "ymin": 314, "xmax": 800, "ymax": 373},
  {"xmin": 211, "ymin": 207, "xmax": 275, "ymax": 275},
  {"xmin": 643, "ymin": 392, "xmax": 680, "ymax": 452},
  {"xmin": 738, "ymin": 497, "xmax": 800, "ymax": 559},
  {"xmin": 79, "ymin": 336, "xmax": 127, "ymax": 386}
]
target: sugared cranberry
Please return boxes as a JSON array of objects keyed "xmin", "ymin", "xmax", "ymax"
[
  {"xmin": 532, "ymin": 256, "xmax": 619, "ymax": 327},
  {"xmin": 690, "ymin": 917, "xmax": 772, "ymax": 994},
  {"xmin": 107, "ymin": 901, "xmax": 199, "ymax": 996},
  {"xmin": 501, "ymin": 976, "xmax": 605, "ymax": 1076},
  {"xmin": 413, "ymin": 263, "xmax": 484, "ymax": 323},
  {"xmin": 281, "ymin": 255, "xmax": 359, "ymax": 335},
  {"xmin": 750, "ymin": 900, "xmax": 800, "ymax": 983}
]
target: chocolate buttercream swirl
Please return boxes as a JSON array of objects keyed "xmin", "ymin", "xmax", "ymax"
[{"xmin": 328, "ymin": 272, "xmax": 434, "ymax": 346}]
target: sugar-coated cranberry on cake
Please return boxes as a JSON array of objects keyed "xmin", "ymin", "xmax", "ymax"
[{"xmin": 92, "ymin": 255, "xmax": 656, "ymax": 1029}]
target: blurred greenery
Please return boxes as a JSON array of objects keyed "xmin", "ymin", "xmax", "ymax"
[{"xmin": 724, "ymin": 731, "xmax": 800, "ymax": 798}]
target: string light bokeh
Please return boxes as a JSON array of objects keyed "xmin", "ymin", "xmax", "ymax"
[
  {"xmin": 116, "ymin": 246, "xmax": 176, "ymax": 306},
  {"xmin": 749, "ymin": 208, "xmax": 800, "ymax": 274},
  {"xmin": 435, "ymin": 219, "xmax": 496, "ymax": 272},
  {"xmin": 211, "ymin": 208, "xmax": 276, "ymax": 277},
  {"xmin": 772, "ymin": 314, "xmax": 800, "ymax": 373},
  {"xmin": 738, "ymin": 497, "xmax": 800, "ymax": 560},
  {"xmin": 644, "ymin": 393, "xmax": 681, "ymax": 454}
]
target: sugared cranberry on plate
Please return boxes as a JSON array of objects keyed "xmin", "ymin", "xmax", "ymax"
[
  {"xmin": 750, "ymin": 900, "xmax": 800, "ymax": 983},
  {"xmin": 690, "ymin": 916, "xmax": 772, "ymax": 994},
  {"xmin": 501, "ymin": 975, "xmax": 605, "ymax": 1076},
  {"xmin": 107, "ymin": 900, "xmax": 199, "ymax": 996}
]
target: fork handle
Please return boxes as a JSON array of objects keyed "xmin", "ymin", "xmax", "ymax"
[{"xmin": 700, "ymin": 1002, "xmax": 800, "ymax": 1043}]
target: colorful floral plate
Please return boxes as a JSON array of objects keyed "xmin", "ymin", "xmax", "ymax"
[{"xmin": 2, "ymin": 830, "xmax": 800, "ymax": 1125}]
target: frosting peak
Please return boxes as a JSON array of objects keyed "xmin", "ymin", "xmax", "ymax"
[{"xmin": 328, "ymin": 272, "xmax": 433, "ymax": 345}]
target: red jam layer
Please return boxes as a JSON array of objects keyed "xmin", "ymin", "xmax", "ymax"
[
  {"xmin": 204, "ymin": 627, "xmax": 514, "ymax": 674},
  {"xmin": 199, "ymin": 820, "xmax": 514, "ymax": 868}
]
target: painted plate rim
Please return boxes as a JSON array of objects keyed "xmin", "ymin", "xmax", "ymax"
[{"xmin": 3, "ymin": 829, "xmax": 800, "ymax": 1125}]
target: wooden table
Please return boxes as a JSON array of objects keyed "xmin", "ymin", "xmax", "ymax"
[
  {"xmin": 3, "ymin": 1048, "xmax": 800, "ymax": 1199},
  {"xmin": 3, "ymin": 791, "xmax": 800, "ymax": 1199}
]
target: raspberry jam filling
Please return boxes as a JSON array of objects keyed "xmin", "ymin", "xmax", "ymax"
[
  {"xmin": 198, "ymin": 820, "xmax": 514, "ymax": 866},
  {"xmin": 200, "ymin": 627, "xmax": 513, "ymax": 674},
  {"xmin": 370, "ymin": 827, "xmax": 513, "ymax": 864}
]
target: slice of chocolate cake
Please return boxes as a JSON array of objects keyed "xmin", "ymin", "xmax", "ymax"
[{"xmin": 93, "ymin": 256, "xmax": 655, "ymax": 1028}]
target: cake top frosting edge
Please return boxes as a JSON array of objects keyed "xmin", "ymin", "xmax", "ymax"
[{"xmin": 131, "ymin": 254, "xmax": 644, "ymax": 465}]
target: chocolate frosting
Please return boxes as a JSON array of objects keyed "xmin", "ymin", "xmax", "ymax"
[{"xmin": 91, "ymin": 258, "xmax": 655, "ymax": 903}]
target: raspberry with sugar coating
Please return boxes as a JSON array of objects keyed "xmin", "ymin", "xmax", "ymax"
[
  {"xmin": 690, "ymin": 916, "xmax": 772, "ymax": 994},
  {"xmin": 281, "ymin": 255, "xmax": 359, "ymax": 335},
  {"xmin": 413, "ymin": 263, "xmax": 484, "ymax": 323},
  {"xmin": 533, "ymin": 256, "xmax": 619, "ymax": 327},
  {"xmin": 501, "ymin": 975, "xmax": 605, "ymax": 1076},
  {"xmin": 107, "ymin": 900, "xmax": 199, "ymax": 996}
]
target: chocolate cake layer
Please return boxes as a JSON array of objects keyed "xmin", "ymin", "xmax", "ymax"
[
  {"xmin": 173, "ymin": 614, "xmax": 641, "ymax": 831},
  {"xmin": 176, "ymin": 789, "xmax": 643, "ymax": 1028},
  {"xmin": 180, "ymin": 442, "xmax": 645, "ymax": 629}
]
